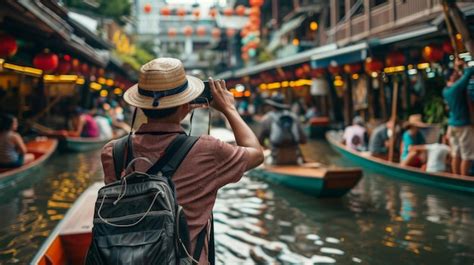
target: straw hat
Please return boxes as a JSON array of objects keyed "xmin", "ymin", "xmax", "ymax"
[
  {"xmin": 403, "ymin": 114, "xmax": 429, "ymax": 128},
  {"xmin": 124, "ymin": 58, "xmax": 204, "ymax": 109},
  {"xmin": 264, "ymin": 94, "xmax": 290, "ymax": 109}
]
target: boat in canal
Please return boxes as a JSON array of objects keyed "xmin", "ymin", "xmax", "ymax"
[
  {"xmin": 0, "ymin": 138, "xmax": 58, "ymax": 188},
  {"xmin": 62, "ymin": 130, "xmax": 127, "ymax": 152},
  {"xmin": 31, "ymin": 182, "xmax": 101, "ymax": 265},
  {"xmin": 305, "ymin": 116, "xmax": 331, "ymax": 138},
  {"xmin": 326, "ymin": 131, "xmax": 474, "ymax": 194},
  {"xmin": 249, "ymin": 164, "xmax": 362, "ymax": 197}
]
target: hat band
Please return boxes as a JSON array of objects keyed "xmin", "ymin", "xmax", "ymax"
[{"xmin": 138, "ymin": 81, "xmax": 188, "ymax": 107}]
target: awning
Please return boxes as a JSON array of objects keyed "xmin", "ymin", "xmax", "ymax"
[
  {"xmin": 215, "ymin": 44, "xmax": 337, "ymax": 79},
  {"xmin": 311, "ymin": 42, "xmax": 368, "ymax": 68},
  {"xmin": 268, "ymin": 15, "xmax": 306, "ymax": 51}
]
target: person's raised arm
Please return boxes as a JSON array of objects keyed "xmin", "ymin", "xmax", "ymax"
[{"xmin": 209, "ymin": 78, "xmax": 264, "ymax": 170}]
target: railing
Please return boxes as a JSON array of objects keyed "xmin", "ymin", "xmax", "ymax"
[
  {"xmin": 395, "ymin": 0, "xmax": 429, "ymax": 20},
  {"xmin": 351, "ymin": 15, "xmax": 365, "ymax": 36},
  {"xmin": 370, "ymin": 3, "xmax": 391, "ymax": 30}
]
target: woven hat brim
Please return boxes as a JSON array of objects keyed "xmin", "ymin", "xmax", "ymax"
[{"xmin": 123, "ymin": 75, "xmax": 204, "ymax": 109}]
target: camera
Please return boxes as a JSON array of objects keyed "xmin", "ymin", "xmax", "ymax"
[{"xmin": 191, "ymin": 81, "xmax": 213, "ymax": 105}]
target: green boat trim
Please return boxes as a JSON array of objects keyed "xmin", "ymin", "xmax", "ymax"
[
  {"xmin": 325, "ymin": 131, "xmax": 474, "ymax": 194},
  {"xmin": 249, "ymin": 164, "xmax": 362, "ymax": 197}
]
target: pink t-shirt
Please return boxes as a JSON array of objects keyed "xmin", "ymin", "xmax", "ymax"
[
  {"xmin": 343, "ymin": 124, "xmax": 366, "ymax": 150},
  {"xmin": 101, "ymin": 122, "xmax": 249, "ymax": 264}
]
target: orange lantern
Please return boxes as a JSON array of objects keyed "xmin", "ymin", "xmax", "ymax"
[
  {"xmin": 211, "ymin": 28, "xmax": 221, "ymax": 39},
  {"xmin": 71, "ymin": 58, "xmax": 80, "ymax": 72},
  {"xmin": 242, "ymin": 52, "xmax": 249, "ymax": 61},
  {"xmin": 236, "ymin": 5, "xmax": 246, "ymax": 16},
  {"xmin": 160, "ymin": 6, "xmax": 171, "ymax": 16},
  {"xmin": 422, "ymin": 45, "xmax": 444, "ymax": 62},
  {"xmin": 295, "ymin": 68, "xmax": 305, "ymax": 78},
  {"xmin": 183, "ymin": 26, "xmax": 193, "ymax": 36},
  {"xmin": 168, "ymin": 27, "xmax": 177, "ymax": 38},
  {"xmin": 302, "ymin": 64, "xmax": 311, "ymax": 73},
  {"xmin": 0, "ymin": 34, "xmax": 17, "ymax": 57},
  {"xmin": 247, "ymin": 41, "xmax": 258, "ymax": 49},
  {"xmin": 177, "ymin": 8, "xmax": 186, "ymax": 17},
  {"xmin": 192, "ymin": 8, "xmax": 200, "ymax": 19},
  {"xmin": 250, "ymin": 0, "xmax": 264, "ymax": 7},
  {"xmin": 343, "ymin": 63, "xmax": 362, "ymax": 74},
  {"xmin": 249, "ymin": 7, "xmax": 261, "ymax": 17},
  {"xmin": 223, "ymin": 8, "xmax": 233, "ymax": 16},
  {"xmin": 209, "ymin": 8, "xmax": 217, "ymax": 18},
  {"xmin": 144, "ymin": 3, "xmax": 152, "ymax": 14},
  {"xmin": 197, "ymin": 26, "xmax": 207, "ymax": 36},
  {"xmin": 385, "ymin": 51, "xmax": 406, "ymax": 67},
  {"xmin": 249, "ymin": 15, "xmax": 260, "ymax": 25},
  {"xmin": 365, "ymin": 57, "xmax": 384, "ymax": 73},
  {"xmin": 33, "ymin": 50, "xmax": 58, "ymax": 72},
  {"xmin": 226, "ymin": 28, "xmax": 236, "ymax": 37}
]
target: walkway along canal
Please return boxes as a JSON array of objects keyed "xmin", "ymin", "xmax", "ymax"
[{"xmin": 0, "ymin": 140, "xmax": 473, "ymax": 264}]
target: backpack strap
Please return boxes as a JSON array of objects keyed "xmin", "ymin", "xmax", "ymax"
[
  {"xmin": 192, "ymin": 215, "xmax": 215, "ymax": 265},
  {"xmin": 146, "ymin": 134, "xmax": 199, "ymax": 177},
  {"xmin": 112, "ymin": 135, "xmax": 134, "ymax": 180}
]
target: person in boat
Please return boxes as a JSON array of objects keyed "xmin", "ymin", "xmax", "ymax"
[
  {"xmin": 68, "ymin": 107, "xmax": 100, "ymax": 138},
  {"xmin": 368, "ymin": 120, "xmax": 396, "ymax": 159},
  {"xmin": 93, "ymin": 112, "xmax": 113, "ymax": 140},
  {"xmin": 257, "ymin": 94, "xmax": 307, "ymax": 165},
  {"xmin": 442, "ymin": 59, "xmax": 474, "ymax": 176},
  {"xmin": 400, "ymin": 114, "xmax": 427, "ymax": 167},
  {"xmin": 100, "ymin": 58, "xmax": 263, "ymax": 263},
  {"xmin": 342, "ymin": 116, "xmax": 368, "ymax": 152},
  {"xmin": 408, "ymin": 133, "xmax": 451, "ymax": 173},
  {"xmin": 0, "ymin": 114, "xmax": 34, "ymax": 168}
]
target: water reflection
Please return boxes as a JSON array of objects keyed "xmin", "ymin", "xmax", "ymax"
[
  {"xmin": 0, "ymin": 151, "xmax": 102, "ymax": 264},
  {"xmin": 0, "ymin": 140, "xmax": 473, "ymax": 264}
]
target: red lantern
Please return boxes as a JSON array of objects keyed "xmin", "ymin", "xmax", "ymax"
[
  {"xmin": 57, "ymin": 55, "xmax": 71, "ymax": 74},
  {"xmin": 422, "ymin": 45, "xmax": 444, "ymax": 62},
  {"xmin": 311, "ymin": 68, "xmax": 325, "ymax": 77},
  {"xmin": 302, "ymin": 64, "xmax": 311, "ymax": 73},
  {"xmin": 249, "ymin": 7, "xmax": 261, "ymax": 17},
  {"xmin": 183, "ymin": 26, "xmax": 193, "ymax": 36},
  {"xmin": 249, "ymin": 15, "xmax": 261, "ymax": 25},
  {"xmin": 71, "ymin": 58, "xmax": 80, "ymax": 72},
  {"xmin": 343, "ymin": 63, "xmax": 362, "ymax": 74},
  {"xmin": 284, "ymin": 71, "xmax": 295, "ymax": 80},
  {"xmin": 385, "ymin": 51, "xmax": 406, "ymax": 67},
  {"xmin": 442, "ymin": 40, "xmax": 454, "ymax": 54},
  {"xmin": 144, "ymin": 3, "xmax": 152, "ymax": 14},
  {"xmin": 247, "ymin": 42, "xmax": 258, "ymax": 49},
  {"xmin": 209, "ymin": 8, "xmax": 217, "ymax": 18},
  {"xmin": 168, "ymin": 28, "xmax": 177, "ymax": 38},
  {"xmin": 192, "ymin": 8, "xmax": 200, "ymax": 19},
  {"xmin": 160, "ymin": 6, "xmax": 171, "ymax": 16},
  {"xmin": 365, "ymin": 57, "xmax": 384, "ymax": 73},
  {"xmin": 328, "ymin": 65, "xmax": 341, "ymax": 75},
  {"xmin": 80, "ymin": 63, "xmax": 89, "ymax": 75},
  {"xmin": 0, "ymin": 34, "xmax": 18, "ymax": 57},
  {"xmin": 242, "ymin": 52, "xmax": 249, "ymax": 61},
  {"xmin": 223, "ymin": 8, "xmax": 233, "ymax": 16},
  {"xmin": 236, "ymin": 5, "xmax": 246, "ymax": 16},
  {"xmin": 197, "ymin": 26, "xmax": 207, "ymax": 36},
  {"xmin": 250, "ymin": 0, "xmax": 264, "ymax": 7},
  {"xmin": 295, "ymin": 68, "xmax": 305, "ymax": 78},
  {"xmin": 177, "ymin": 8, "xmax": 186, "ymax": 17},
  {"xmin": 226, "ymin": 28, "xmax": 236, "ymax": 38},
  {"xmin": 211, "ymin": 28, "xmax": 221, "ymax": 39},
  {"xmin": 33, "ymin": 50, "xmax": 58, "ymax": 72}
]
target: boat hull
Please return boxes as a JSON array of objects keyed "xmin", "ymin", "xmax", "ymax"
[
  {"xmin": 0, "ymin": 138, "xmax": 58, "ymax": 188},
  {"xmin": 326, "ymin": 131, "xmax": 474, "ymax": 194},
  {"xmin": 62, "ymin": 137, "xmax": 109, "ymax": 152},
  {"xmin": 250, "ymin": 166, "xmax": 362, "ymax": 197}
]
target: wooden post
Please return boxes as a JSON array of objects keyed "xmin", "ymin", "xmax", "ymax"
[
  {"xmin": 388, "ymin": 76, "xmax": 399, "ymax": 162},
  {"xmin": 378, "ymin": 75, "xmax": 388, "ymax": 120},
  {"xmin": 444, "ymin": 0, "xmax": 473, "ymax": 54}
]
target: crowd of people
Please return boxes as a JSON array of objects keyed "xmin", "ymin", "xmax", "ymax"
[{"xmin": 342, "ymin": 59, "xmax": 473, "ymax": 176}]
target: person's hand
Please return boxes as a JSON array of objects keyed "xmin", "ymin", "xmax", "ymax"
[{"xmin": 209, "ymin": 78, "xmax": 236, "ymax": 114}]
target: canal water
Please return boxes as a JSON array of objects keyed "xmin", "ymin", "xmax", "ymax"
[{"xmin": 0, "ymin": 139, "xmax": 473, "ymax": 264}]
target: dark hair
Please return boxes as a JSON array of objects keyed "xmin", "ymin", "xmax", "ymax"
[
  {"xmin": 142, "ymin": 107, "xmax": 179, "ymax": 119},
  {"xmin": 0, "ymin": 114, "xmax": 15, "ymax": 132}
]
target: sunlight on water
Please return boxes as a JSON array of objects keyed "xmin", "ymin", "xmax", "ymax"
[{"xmin": 0, "ymin": 140, "xmax": 473, "ymax": 264}]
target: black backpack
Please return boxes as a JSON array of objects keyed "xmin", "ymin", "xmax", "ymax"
[{"xmin": 85, "ymin": 133, "xmax": 215, "ymax": 264}]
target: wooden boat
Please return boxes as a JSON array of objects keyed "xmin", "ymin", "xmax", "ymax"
[
  {"xmin": 62, "ymin": 130, "xmax": 127, "ymax": 152},
  {"xmin": 0, "ymin": 138, "xmax": 58, "ymax": 188},
  {"xmin": 249, "ymin": 164, "xmax": 362, "ymax": 197},
  {"xmin": 31, "ymin": 182, "xmax": 102, "ymax": 265},
  {"xmin": 326, "ymin": 131, "xmax": 474, "ymax": 194},
  {"xmin": 305, "ymin": 116, "xmax": 330, "ymax": 138}
]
